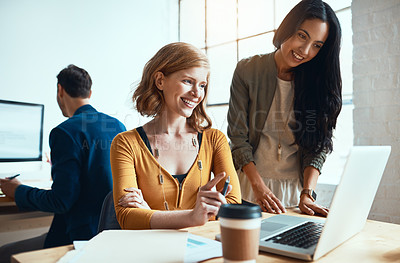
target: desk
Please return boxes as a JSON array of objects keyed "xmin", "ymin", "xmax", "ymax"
[
  {"xmin": 0, "ymin": 196, "xmax": 15, "ymax": 203},
  {"xmin": 11, "ymin": 208, "xmax": 400, "ymax": 263},
  {"xmin": 0, "ymin": 168, "xmax": 54, "ymax": 247},
  {"xmin": 0, "ymin": 196, "xmax": 18, "ymax": 214},
  {"xmin": 0, "ymin": 196, "xmax": 53, "ymax": 247}
]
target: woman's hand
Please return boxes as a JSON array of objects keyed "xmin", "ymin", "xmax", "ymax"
[
  {"xmin": 300, "ymin": 167, "xmax": 328, "ymax": 216},
  {"xmin": 252, "ymin": 181, "xmax": 286, "ymax": 214},
  {"xmin": 190, "ymin": 172, "xmax": 232, "ymax": 226},
  {"xmin": 299, "ymin": 194, "xmax": 329, "ymax": 217},
  {"xmin": 242, "ymin": 162, "xmax": 285, "ymax": 214},
  {"xmin": 118, "ymin": 187, "xmax": 151, "ymax": 209}
]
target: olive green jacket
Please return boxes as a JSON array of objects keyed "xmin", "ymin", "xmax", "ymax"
[{"xmin": 227, "ymin": 52, "xmax": 326, "ymax": 185}]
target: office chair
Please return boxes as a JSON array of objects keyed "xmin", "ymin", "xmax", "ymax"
[{"xmin": 97, "ymin": 191, "xmax": 121, "ymax": 233}]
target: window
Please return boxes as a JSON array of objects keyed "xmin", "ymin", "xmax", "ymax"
[{"xmin": 180, "ymin": 0, "xmax": 353, "ymax": 184}]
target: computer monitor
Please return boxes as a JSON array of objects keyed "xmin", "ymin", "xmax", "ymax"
[{"xmin": 0, "ymin": 100, "xmax": 44, "ymax": 162}]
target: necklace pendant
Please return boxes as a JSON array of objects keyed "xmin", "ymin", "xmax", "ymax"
[
  {"xmin": 197, "ymin": 160, "xmax": 203, "ymax": 170},
  {"xmin": 164, "ymin": 201, "xmax": 169, "ymax": 210},
  {"xmin": 192, "ymin": 137, "xmax": 197, "ymax": 147},
  {"xmin": 278, "ymin": 144, "xmax": 282, "ymax": 161},
  {"xmin": 154, "ymin": 148, "xmax": 159, "ymax": 158}
]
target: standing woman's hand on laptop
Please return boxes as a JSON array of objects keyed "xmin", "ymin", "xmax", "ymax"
[
  {"xmin": 299, "ymin": 195, "xmax": 329, "ymax": 217},
  {"xmin": 299, "ymin": 167, "xmax": 329, "ymax": 217}
]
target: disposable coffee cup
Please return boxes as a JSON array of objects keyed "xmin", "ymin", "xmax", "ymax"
[{"xmin": 218, "ymin": 204, "xmax": 262, "ymax": 263}]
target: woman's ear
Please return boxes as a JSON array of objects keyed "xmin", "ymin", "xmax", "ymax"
[{"xmin": 154, "ymin": 72, "xmax": 164, "ymax": 91}]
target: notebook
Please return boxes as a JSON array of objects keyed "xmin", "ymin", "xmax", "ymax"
[{"xmin": 258, "ymin": 146, "xmax": 391, "ymax": 261}]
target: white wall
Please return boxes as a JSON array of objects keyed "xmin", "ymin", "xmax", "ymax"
[
  {"xmin": 352, "ymin": 0, "xmax": 400, "ymax": 224},
  {"xmin": 0, "ymin": 0, "xmax": 178, "ymax": 154}
]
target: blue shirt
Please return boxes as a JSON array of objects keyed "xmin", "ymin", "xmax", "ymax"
[{"xmin": 15, "ymin": 105, "xmax": 126, "ymax": 248}]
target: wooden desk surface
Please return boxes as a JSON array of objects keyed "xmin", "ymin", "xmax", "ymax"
[
  {"xmin": 0, "ymin": 196, "xmax": 17, "ymax": 214},
  {"xmin": 11, "ymin": 208, "xmax": 400, "ymax": 263},
  {"xmin": 0, "ymin": 196, "xmax": 15, "ymax": 203}
]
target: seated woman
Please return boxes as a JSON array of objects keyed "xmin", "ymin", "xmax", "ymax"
[{"xmin": 110, "ymin": 42, "xmax": 241, "ymax": 230}]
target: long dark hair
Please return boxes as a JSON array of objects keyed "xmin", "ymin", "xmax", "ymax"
[{"xmin": 273, "ymin": 0, "xmax": 342, "ymax": 154}]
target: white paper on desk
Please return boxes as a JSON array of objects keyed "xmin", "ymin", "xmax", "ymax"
[
  {"xmin": 56, "ymin": 249, "xmax": 82, "ymax": 263},
  {"xmin": 59, "ymin": 230, "xmax": 188, "ymax": 263},
  {"xmin": 72, "ymin": 240, "xmax": 88, "ymax": 250},
  {"xmin": 184, "ymin": 233, "xmax": 222, "ymax": 263},
  {"xmin": 56, "ymin": 241, "xmax": 87, "ymax": 263}
]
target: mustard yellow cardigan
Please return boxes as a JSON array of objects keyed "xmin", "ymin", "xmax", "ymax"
[{"xmin": 110, "ymin": 128, "xmax": 241, "ymax": 229}]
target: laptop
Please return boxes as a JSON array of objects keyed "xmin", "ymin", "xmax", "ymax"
[{"xmin": 258, "ymin": 146, "xmax": 391, "ymax": 261}]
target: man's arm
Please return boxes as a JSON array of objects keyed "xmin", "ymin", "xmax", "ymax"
[{"xmin": 14, "ymin": 128, "xmax": 82, "ymax": 213}]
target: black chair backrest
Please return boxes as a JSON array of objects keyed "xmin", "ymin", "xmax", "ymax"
[{"xmin": 98, "ymin": 191, "xmax": 121, "ymax": 233}]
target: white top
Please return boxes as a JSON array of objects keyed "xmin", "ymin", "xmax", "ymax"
[{"xmin": 239, "ymin": 78, "xmax": 302, "ymax": 208}]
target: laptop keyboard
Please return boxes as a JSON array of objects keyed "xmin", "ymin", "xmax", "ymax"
[{"xmin": 265, "ymin": 221, "xmax": 324, "ymax": 249}]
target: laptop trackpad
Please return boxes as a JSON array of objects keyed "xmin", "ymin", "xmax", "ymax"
[{"xmin": 261, "ymin": 222, "xmax": 288, "ymax": 233}]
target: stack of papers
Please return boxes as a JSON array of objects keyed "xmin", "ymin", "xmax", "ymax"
[{"xmin": 57, "ymin": 230, "xmax": 222, "ymax": 263}]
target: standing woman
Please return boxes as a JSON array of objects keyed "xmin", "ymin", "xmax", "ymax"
[
  {"xmin": 227, "ymin": 0, "xmax": 341, "ymax": 216},
  {"xmin": 111, "ymin": 42, "xmax": 241, "ymax": 230}
]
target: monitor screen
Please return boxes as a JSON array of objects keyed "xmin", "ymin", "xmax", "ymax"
[{"xmin": 0, "ymin": 100, "xmax": 44, "ymax": 162}]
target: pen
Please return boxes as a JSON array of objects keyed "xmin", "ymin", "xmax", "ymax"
[
  {"xmin": 221, "ymin": 176, "xmax": 230, "ymax": 196},
  {"xmin": 6, "ymin": 174, "xmax": 20, "ymax": 180},
  {"xmin": 216, "ymin": 176, "xmax": 231, "ymax": 220}
]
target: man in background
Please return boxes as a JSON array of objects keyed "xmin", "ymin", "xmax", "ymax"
[{"xmin": 0, "ymin": 65, "xmax": 126, "ymax": 262}]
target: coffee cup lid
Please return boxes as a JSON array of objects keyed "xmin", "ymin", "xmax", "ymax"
[{"xmin": 218, "ymin": 204, "xmax": 261, "ymax": 219}]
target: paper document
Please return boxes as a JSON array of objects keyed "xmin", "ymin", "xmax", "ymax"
[
  {"xmin": 57, "ymin": 230, "xmax": 223, "ymax": 263},
  {"xmin": 58, "ymin": 230, "xmax": 188, "ymax": 263},
  {"xmin": 72, "ymin": 240, "xmax": 88, "ymax": 250},
  {"xmin": 184, "ymin": 233, "xmax": 222, "ymax": 262}
]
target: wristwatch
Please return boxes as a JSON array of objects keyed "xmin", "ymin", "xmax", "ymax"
[{"xmin": 301, "ymin": 189, "xmax": 317, "ymax": 202}]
